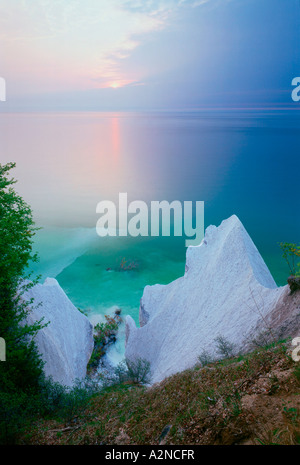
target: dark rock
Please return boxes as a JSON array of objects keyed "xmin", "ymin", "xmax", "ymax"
[
  {"xmin": 158, "ymin": 425, "xmax": 172, "ymax": 445},
  {"xmin": 288, "ymin": 276, "xmax": 300, "ymax": 294}
]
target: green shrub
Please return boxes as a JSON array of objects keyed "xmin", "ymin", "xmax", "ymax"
[
  {"xmin": 0, "ymin": 162, "xmax": 47, "ymax": 443},
  {"xmin": 249, "ymin": 330, "xmax": 276, "ymax": 350},
  {"xmin": 0, "ymin": 390, "xmax": 34, "ymax": 444},
  {"xmin": 101, "ymin": 358, "xmax": 152, "ymax": 387},
  {"xmin": 293, "ymin": 364, "xmax": 300, "ymax": 386},
  {"xmin": 88, "ymin": 315, "xmax": 121, "ymax": 371},
  {"xmin": 36, "ymin": 375, "xmax": 101, "ymax": 422},
  {"xmin": 54, "ymin": 379, "xmax": 99, "ymax": 422},
  {"xmin": 125, "ymin": 358, "xmax": 152, "ymax": 385},
  {"xmin": 198, "ymin": 349, "xmax": 215, "ymax": 367},
  {"xmin": 279, "ymin": 242, "xmax": 300, "ymax": 276},
  {"xmin": 214, "ymin": 335, "xmax": 236, "ymax": 359}
]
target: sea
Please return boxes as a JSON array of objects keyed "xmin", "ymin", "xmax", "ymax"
[{"xmin": 1, "ymin": 110, "xmax": 299, "ymax": 364}]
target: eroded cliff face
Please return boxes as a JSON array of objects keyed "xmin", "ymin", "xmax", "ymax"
[
  {"xmin": 24, "ymin": 278, "xmax": 94, "ymax": 386},
  {"xmin": 125, "ymin": 215, "xmax": 289, "ymax": 384}
]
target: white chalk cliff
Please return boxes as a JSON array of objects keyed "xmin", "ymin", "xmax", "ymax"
[
  {"xmin": 125, "ymin": 215, "xmax": 287, "ymax": 384},
  {"xmin": 24, "ymin": 278, "xmax": 94, "ymax": 386}
]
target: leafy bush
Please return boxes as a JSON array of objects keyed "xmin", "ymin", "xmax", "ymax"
[
  {"xmin": 0, "ymin": 163, "xmax": 105, "ymax": 443},
  {"xmin": 214, "ymin": 335, "xmax": 236, "ymax": 359},
  {"xmin": 53, "ymin": 379, "xmax": 100, "ymax": 422},
  {"xmin": 293, "ymin": 364, "xmax": 300, "ymax": 386},
  {"xmin": 248, "ymin": 330, "xmax": 276, "ymax": 350},
  {"xmin": 101, "ymin": 358, "xmax": 152, "ymax": 387},
  {"xmin": 113, "ymin": 359, "xmax": 129, "ymax": 384},
  {"xmin": 279, "ymin": 242, "xmax": 300, "ymax": 277},
  {"xmin": 0, "ymin": 391, "xmax": 34, "ymax": 444},
  {"xmin": 0, "ymin": 162, "xmax": 47, "ymax": 443},
  {"xmin": 88, "ymin": 314, "xmax": 121, "ymax": 371},
  {"xmin": 198, "ymin": 349, "xmax": 215, "ymax": 367},
  {"xmin": 125, "ymin": 358, "xmax": 152, "ymax": 385},
  {"xmin": 36, "ymin": 375, "xmax": 101, "ymax": 423}
]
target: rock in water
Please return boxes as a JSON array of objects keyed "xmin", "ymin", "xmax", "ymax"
[
  {"xmin": 24, "ymin": 278, "xmax": 94, "ymax": 386},
  {"xmin": 125, "ymin": 215, "xmax": 287, "ymax": 384}
]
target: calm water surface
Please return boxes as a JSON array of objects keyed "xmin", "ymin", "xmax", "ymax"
[{"xmin": 1, "ymin": 110, "xmax": 299, "ymax": 361}]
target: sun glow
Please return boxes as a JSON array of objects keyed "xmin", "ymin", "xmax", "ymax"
[
  {"xmin": 106, "ymin": 78, "xmax": 137, "ymax": 89},
  {"xmin": 0, "ymin": 0, "xmax": 166, "ymax": 96}
]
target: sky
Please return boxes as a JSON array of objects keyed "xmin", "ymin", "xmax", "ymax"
[{"xmin": 0, "ymin": 0, "xmax": 300, "ymax": 111}]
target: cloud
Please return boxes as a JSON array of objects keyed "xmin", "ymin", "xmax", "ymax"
[{"xmin": 0, "ymin": 0, "xmax": 213, "ymax": 93}]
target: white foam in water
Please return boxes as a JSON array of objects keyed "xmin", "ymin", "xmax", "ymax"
[
  {"xmin": 30, "ymin": 227, "xmax": 143, "ymax": 364},
  {"xmin": 30, "ymin": 226, "xmax": 186, "ymax": 366},
  {"xmin": 105, "ymin": 323, "xmax": 126, "ymax": 366},
  {"xmin": 88, "ymin": 305, "xmax": 120, "ymax": 326},
  {"xmin": 31, "ymin": 227, "xmax": 98, "ymax": 279}
]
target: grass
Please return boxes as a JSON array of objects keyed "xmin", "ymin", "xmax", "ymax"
[{"xmin": 18, "ymin": 339, "xmax": 300, "ymax": 446}]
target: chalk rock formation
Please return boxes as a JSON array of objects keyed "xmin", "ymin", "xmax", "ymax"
[
  {"xmin": 125, "ymin": 215, "xmax": 288, "ymax": 384},
  {"xmin": 24, "ymin": 278, "xmax": 94, "ymax": 386}
]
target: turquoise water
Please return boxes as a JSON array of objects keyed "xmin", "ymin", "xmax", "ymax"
[
  {"xmin": 30, "ymin": 229, "xmax": 187, "ymax": 363},
  {"xmin": 31, "ymin": 229, "xmax": 186, "ymax": 324},
  {"xmin": 1, "ymin": 110, "xmax": 299, "ymax": 361}
]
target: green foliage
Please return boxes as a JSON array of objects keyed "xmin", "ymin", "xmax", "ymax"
[
  {"xmin": 283, "ymin": 406, "xmax": 299, "ymax": 425},
  {"xmin": 0, "ymin": 162, "xmax": 45, "ymax": 389},
  {"xmin": 0, "ymin": 390, "xmax": 30, "ymax": 444},
  {"xmin": 0, "ymin": 373, "xmax": 101, "ymax": 443},
  {"xmin": 94, "ymin": 317, "xmax": 119, "ymax": 346},
  {"xmin": 293, "ymin": 364, "xmax": 300, "ymax": 386},
  {"xmin": 87, "ymin": 315, "xmax": 120, "ymax": 371},
  {"xmin": 117, "ymin": 358, "xmax": 152, "ymax": 385},
  {"xmin": 214, "ymin": 335, "xmax": 236, "ymax": 359},
  {"xmin": 77, "ymin": 307, "xmax": 88, "ymax": 317},
  {"xmin": 222, "ymin": 390, "xmax": 242, "ymax": 420},
  {"xmin": 37, "ymin": 376, "xmax": 100, "ymax": 422},
  {"xmin": 15, "ymin": 340, "xmax": 298, "ymax": 446},
  {"xmin": 249, "ymin": 330, "xmax": 276, "ymax": 350},
  {"xmin": 0, "ymin": 162, "xmax": 38, "ymax": 285},
  {"xmin": 112, "ymin": 359, "xmax": 129, "ymax": 384},
  {"xmin": 198, "ymin": 388, "xmax": 217, "ymax": 411},
  {"xmin": 279, "ymin": 242, "xmax": 300, "ymax": 276},
  {"xmin": 100, "ymin": 357, "xmax": 152, "ymax": 387},
  {"xmin": 198, "ymin": 337, "xmax": 237, "ymax": 368},
  {"xmin": 255, "ymin": 429, "xmax": 283, "ymax": 445},
  {"xmin": 198, "ymin": 349, "xmax": 215, "ymax": 367},
  {"xmin": 0, "ymin": 162, "xmax": 46, "ymax": 443}
]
